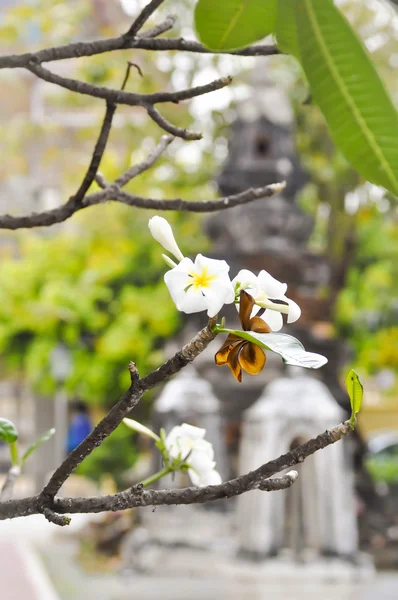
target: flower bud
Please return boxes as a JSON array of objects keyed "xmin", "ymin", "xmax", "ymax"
[{"xmin": 148, "ymin": 216, "xmax": 184, "ymax": 262}]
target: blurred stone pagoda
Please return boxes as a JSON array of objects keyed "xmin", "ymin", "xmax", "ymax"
[
  {"xmin": 200, "ymin": 67, "xmax": 349, "ymax": 445},
  {"xmin": 124, "ymin": 64, "xmax": 373, "ymax": 579}
]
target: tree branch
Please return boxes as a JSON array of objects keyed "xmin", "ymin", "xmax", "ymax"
[
  {"xmin": 0, "ymin": 182, "xmax": 285, "ymax": 230},
  {"xmin": 0, "ymin": 423, "xmax": 352, "ymax": 521},
  {"xmin": 145, "ymin": 104, "xmax": 202, "ymax": 140},
  {"xmin": 115, "ymin": 135, "xmax": 174, "ymax": 187},
  {"xmin": 39, "ymin": 320, "xmax": 217, "ymax": 501},
  {"xmin": 0, "ymin": 39, "xmax": 278, "ymax": 71},
  {"xmin": 124, "ymin": 0, "xmax": 167, "ymax": 39},
  {"xmin": 70, "ymin": 101, "xmax": 116, "ymax": 207},
  {"xmin": 138, "ymin": 14, "xmax": 176, "ymax": 39},
  {"xmin": 26, "ymin": 62, "xmax": 232, "ymax": 109}
]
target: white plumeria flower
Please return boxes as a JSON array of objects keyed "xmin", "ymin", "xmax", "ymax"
[
  {"xmin": 164, "ymin": 254, "xmax": 235, "ymax": 318},
  {"xmin": 148, "ymin": 216, "xmax": 184, "ymax": 262},
  {"xmin": 232, "ymin": 269, "xmax": 301, "ymax": 332},
  {"xmin": 165, "ymin": 423, "xmax": 222, "ymax": 487}
]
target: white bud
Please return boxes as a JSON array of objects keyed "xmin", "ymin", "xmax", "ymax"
[{"xmin": 148, "ymin": 216, "xmax": 184, "ymax": 262}]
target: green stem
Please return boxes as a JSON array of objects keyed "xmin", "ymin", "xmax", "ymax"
[
  {"xmin": 140, "ymin": 466, "xmax": 171, "ymax": 488},
  {"xmin": 9, "ymin": 441, "xmax": 19, "ymax": 467}
]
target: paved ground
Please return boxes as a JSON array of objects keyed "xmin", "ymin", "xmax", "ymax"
[
  {"xmin": 40, "ymin": 538, "xmax": 398, "ymax": 600},
  {"xmin": 1, "ymin": 515, "xmax": 397, "ymax": 600}
]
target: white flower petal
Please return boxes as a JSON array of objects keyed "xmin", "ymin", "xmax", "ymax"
[
  {"xmin": 148, "ymin": 216, "xmax": 184, "ymax": 261},
  {"xmin": 286, "ymin": 298, "xmax": 301, "ymax": 323},
  {"xmin": 188, "ymin": 468, "xmax": 222, "ymax": 487},
  {"xmin": 232, "ymin": 269, "xmax": 259, "ymax": 291},
  {"xmin": 189, "ymin": 439, "xmax": 214, "ymax": 460},
  {"xmin": 180, "ymin": 424, "xmax": 206, "ymax": 441},
  {"xmin": 201, "ymin": 281, "xmax": 234, "ymax": 317},
  {"xmin": 263, "ymin": 309, "xmax": 284, "ymax": 332},
  {"xmin": 178, "ymin": 286, "xmax": 208, "ymax": 314},
  {"xmin": 189, "ymin": 450, "xmax": 216, "ymax": 474},
  {"xmin": 195, "ymin": 254, "xmax": 230, "ymax": 276},
  {"xmin": 258, "ymin": 270, "xmax": 287, "ymax": 297}
]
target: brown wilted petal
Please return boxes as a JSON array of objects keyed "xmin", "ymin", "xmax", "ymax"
[
  {"xmin": 239, "ymin": 290, "xmax": 255, "ymax": 331},
  {"xmin": 239, "ymin": 343, "xmax": 266, "ymax": 375},
  {"xmin": 227, "ymin": 342, "xmax": 243, "ymax": 382},
  {"xmin": 248, "ymin": 316, "xmax": 271, "ymax": 333}
]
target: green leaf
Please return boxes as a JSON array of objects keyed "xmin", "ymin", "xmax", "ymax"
[
  {"xmin": 194, "ymin": 0, "xmax": 278, "ymax": 51},
  {"xmin": 296, "ymin": 0, "xmax": 398, "ymax": 196},
  {"xmin": 345, "ymin": 369, "xmax": 363, "ymax": 428},
  {"xmin": 0, "ymin": 418, "xmax": 18, "ymax": 443},
  {"xmin": 220, "ymin": 329, "xmax": 328, "ymax": 368},
  {"xmin": 20, "ymin": 428, "xmax": 55, "ymax": 466},
  {"xmin": 276, "ymin": 0, "xmax": 300, "ymax": 58}
]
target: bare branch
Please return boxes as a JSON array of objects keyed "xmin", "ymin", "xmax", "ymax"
[
  {"xmin": 0, "ymin": 39, "xmax": 278, "ymax": 71},
  {"xmin": 115, "ymin": 135, "xmax": 174, "ymax": 187},
  {"xmin": 27, "ymin": 62, "xmax": 232, "ymax": 108},
  {"xmin": 0, "ymin": 182, "xmax": 285, "ymax": 230},
  {"xmin": 138, "ymin": 14, "xmax": 176, "ymax": 39},
  {"xmin": 92, "ymin": 181, "xmax": 287, "ymax": 212},
  {"xmin": 0, "ymin": 423, "xmax": 352, "ymax": 521},
  {"xmin": 124, "ymin": 0, "xmax": 167, "ymax": 39},
  {"xmin": 120, "ymin": 61, "xmax": 143, "ymax": 91},
  {"xmin": 146, "ymin": 104, "xmax": 201, "ymax": 140},
  {"xmin": 40, "ymin": 320, "xmax": 217, "ymax": 500},
  {"xmin": 71, "ymin": 102, "xmax": 116, "ymax": 207}
]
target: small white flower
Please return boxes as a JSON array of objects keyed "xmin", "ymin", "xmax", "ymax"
[
  {"xmin": 148, "ymin": 216, "xmax": 184, "ymax": 262},
  {"xmin": 165, "ymin": 423, "xmax": 222, "ymax": 487},
  {"xmin": 233, "ymin": 269, "xmax": 301, "ymax": 332},
  {"xmin": 164, "ymin": 254, "xmax": 235, "ymax": 318}
]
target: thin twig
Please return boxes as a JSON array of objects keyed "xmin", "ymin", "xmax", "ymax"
[
  {"xmin": 121, "ymin": 62, "xmax": 143, "ymax": 91},
  {"xmin": 124, "ymin": 0, "xmax": 167, "ymax": 39},
  {"xmin": 0, "ymin": 40, "xmax": 278, "ymax": 70},
  {"xmin": 71, "ymin": 102, "xmax": 116, "ymax": 207},
  {"xmin": 146, "ymin": 104, "xmax": 202, "ymax": 140},
  {"xmin": 26, "ymin": 62, "xmax": 232, "ymax": 108},
  {"xmin": 0, "ymin": 423, "xmax": 352, "ymax": 522},
  {"xmin": 0, "ymin": 182, "xmax": 285, "ymax": 230},
  {"xmin": 115, "ymin": 135, "xmax": 174, "ymax": 187},
  {"xmin": 138, "ymin": 14, "xmax": 176, "ymax": 39},
  {"xmin": 95, "ymin": 172, "xmax": 109, "ymax": 189}
]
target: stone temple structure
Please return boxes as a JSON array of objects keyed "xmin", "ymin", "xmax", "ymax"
[{"xmin": 122, "ymin": 64, "xmax": 373, "ymax": 582}]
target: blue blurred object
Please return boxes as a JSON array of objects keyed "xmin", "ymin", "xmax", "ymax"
[{"xmin": 66, "ymin": 401, "xmax": 93, "ymax": 454}]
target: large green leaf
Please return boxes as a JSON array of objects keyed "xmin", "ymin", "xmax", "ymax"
[
  {"xmin": 296, "ymin": 0, "xmax": 398, "ymax": 196},
  {"xmin": 220, "ymin": 329, "xmax": 328, "ymax": 368},
  {"xmin": 194, "ymin": 0, "xmax": 278, "ymax": 51},
  {"xmin": 276, "ymin": 0, "xmax": 300, "ymax": 58},
  {"xmin": 0, "ymin": 418, "xmax": 18, "ymax": 444},
  {"xmin": 345, "ymin": 369, "xmax": 363, "ymax": 428},
  {"xmin": 21, "ymin": 428, "xmax": 56, "ymax": 466}
]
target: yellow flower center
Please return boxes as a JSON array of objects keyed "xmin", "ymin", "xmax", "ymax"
[{"xmin": 190, "ymin": 266, "xmax": 216, "ymax": 290}]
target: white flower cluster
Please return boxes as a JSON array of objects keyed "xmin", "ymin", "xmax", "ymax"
[
  {"xmin": 148, "ymin": 216, "xmax": 301, "ymax": 330},
  {"xmin": 165, "ymin": 423, "xmax": 222, "ymax": 486}
]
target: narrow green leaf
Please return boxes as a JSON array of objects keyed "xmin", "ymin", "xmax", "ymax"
[
  {"xmin": 20, "ymin": 428, "xmax": 56, "ymax": 466},
  {"xmin": 219, "ymin": 328, "xmax": 328, "ymax": 368},
  {"xmin": 194, "ymin": 0, "xmax": 278, "ymax": 51},
  {"xmin": 0, "ymin": 418, "xmax": 18, "ymax": 443},
  {"xmin": 297, "ymin": 0, "xmax": 398, "ymax": 196},
  {"xmin": 276, "ymin": 0, "xmax": 300, "ymax": 58},
  {"xmin": 345, "ymin": 369, "xmax": 363, "ymax": 428}
]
